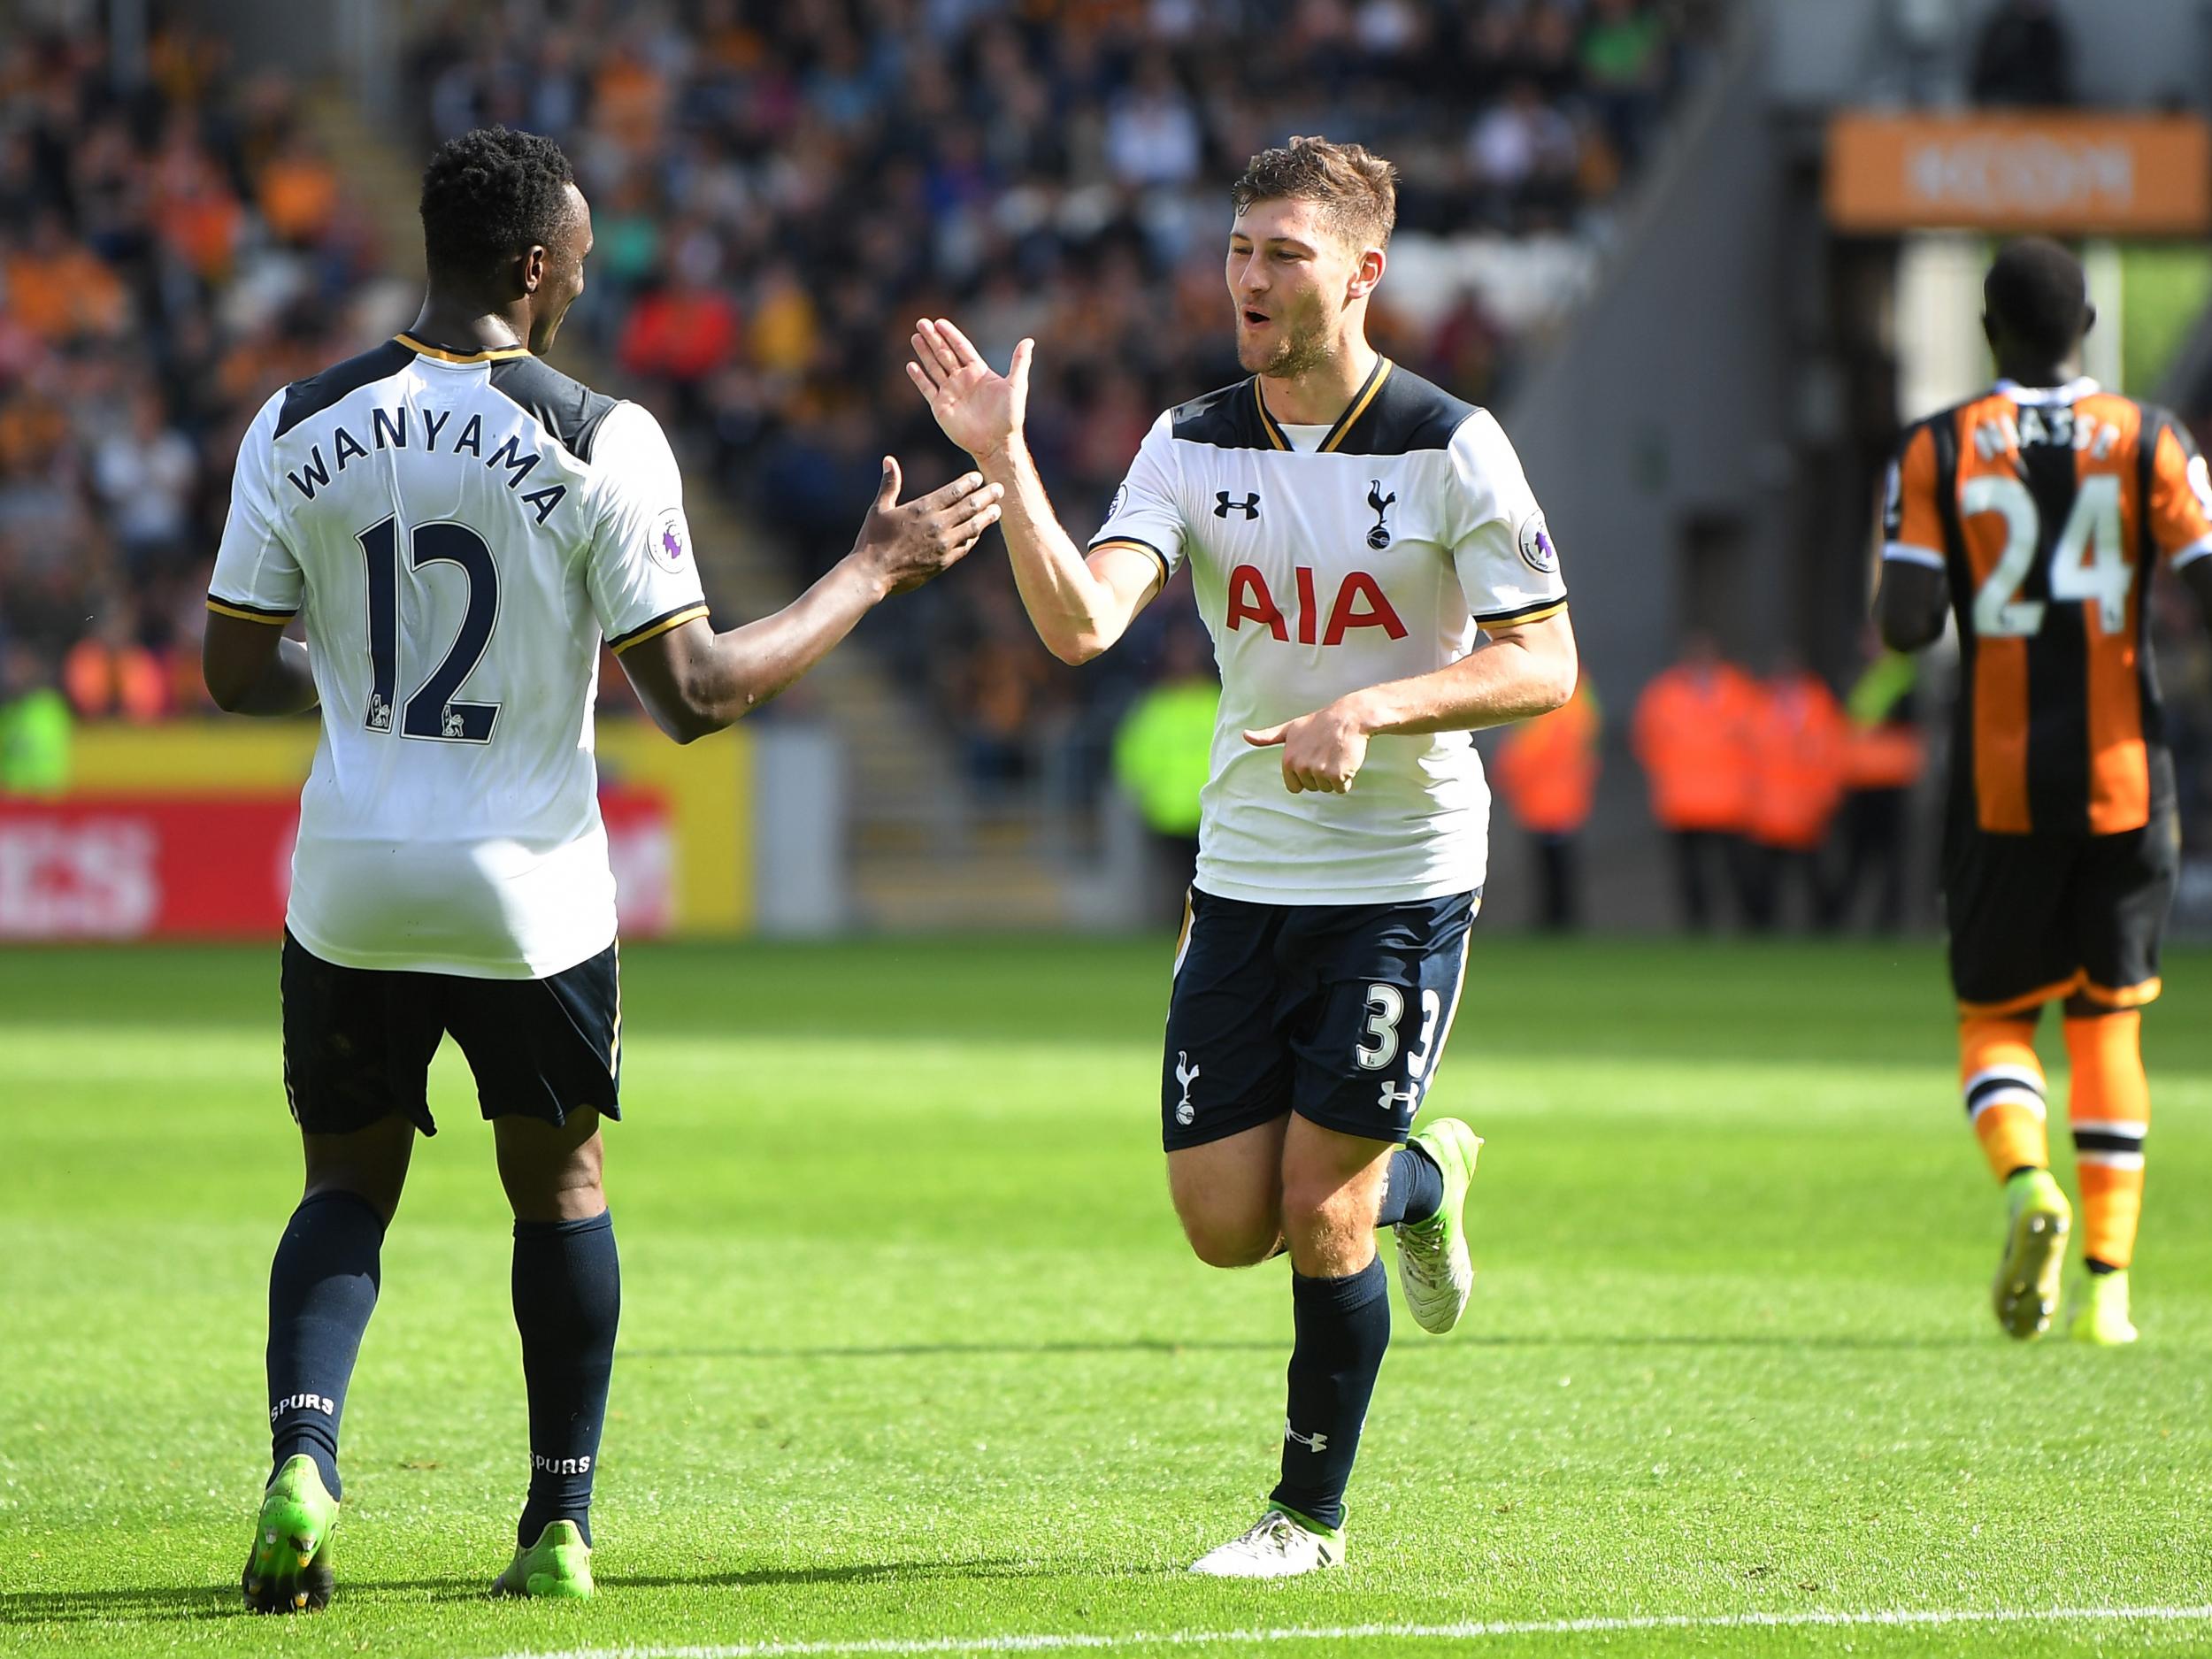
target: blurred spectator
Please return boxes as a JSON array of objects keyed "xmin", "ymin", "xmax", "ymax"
[
  {"xmin": 93, "ymin": 388, "xmax": 198, "ymax": 575},
  {"xmin": 1970, "ymin": 0, "xmax": 2073, "ymax": 107},
  {"xmin": 65, "ymin": 611, "xmax": 170, "ymax": 723},
  {"xmin": 1740, "ymin": 653, "xmax": 1847, "ymax": 933},
  {"xmin": 0, "ymin": 644, "xmax": 71, "ymax": 796},
  {"xmin": 1111, "ymin": 624, "xmax": 1217, "ymax": 921},
  {"xmin": 1633, "ymin": 633, "xmax": 1758, "ymax": 931},
  {"xmin": 1823, "ymin": 641, "xmax": 1924, "ymax": 933},
  {"xmin": 1491, "ymin": 674, "xmax": 1600, "ymax": 931},
  {"xmin": 1580, "ymin": 0, "xmax": 1670, "ymax": 165}
]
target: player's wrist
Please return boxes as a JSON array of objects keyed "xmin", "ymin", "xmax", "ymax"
[
  {"xmin": 1335, "ymin": 688, "xmax": 1386, "ymax": 736},
  {"xmin": 977, "ymin": 430, "xmax": 1028, "ymax": 472},
  {"xmin": 842, "ymin": 543, "xmax": 900, "ymax": 603}
]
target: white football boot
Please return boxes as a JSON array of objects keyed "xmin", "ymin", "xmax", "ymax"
[{"xmin": 1187, "ymin": 1509, "xmax": 1345, "ymax": 1578}]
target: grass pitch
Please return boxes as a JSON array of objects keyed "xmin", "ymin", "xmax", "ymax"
[{"xmin": 3, "ymin": 935, "xmax": 2210, "ymax": 1658}]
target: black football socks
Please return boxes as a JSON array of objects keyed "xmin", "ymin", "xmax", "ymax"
[
  {"xmin": 511, "ymin": 1210, "xmax": 621, "ymax": 1547},
  {"xmin": 265, "ymin": 1188, "xmax": 386, "ymax": 1499},
  {"xmin": 1374, "ymin": 1141, "xmax": 1445, "ymax": 1228},
  {"xmin": 1269, "ymin": 1256, "xmax": 1391, "ymax": 1532}
]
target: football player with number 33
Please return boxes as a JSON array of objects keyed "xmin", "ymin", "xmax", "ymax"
[{"xmin": 909, "ymin": 136, "xmax": 1577, "ymax": 1577}]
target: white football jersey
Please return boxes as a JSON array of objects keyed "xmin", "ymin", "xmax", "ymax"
[
  {"xmin": 1091, "ymin": 358, "xmax": 1566, "ymax": 905},
  {"xmin": 210, "ymin": 334, "xmax": 708, "ymax": 978}
]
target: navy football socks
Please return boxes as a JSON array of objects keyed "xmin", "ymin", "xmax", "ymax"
[
  {"xmin": 1269, "ymin": 1256, "xmax": 1391, "ymax": 1532},
  {"xmin": 265, "ymin": 1188, "xmax": 386, "ymax": 1500},
  {"xmin": 511, "ymin": 1210, "xmax": 620, "ymax": 1547},
  {"xmin": 1374, "ymin": 1141, "xmax": 1445, "ymax": 1228}
]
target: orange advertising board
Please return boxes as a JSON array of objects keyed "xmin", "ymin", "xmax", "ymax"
[{"xmin": 1827, "ymin": 112, "xmax": 2210, "ymax": 235}]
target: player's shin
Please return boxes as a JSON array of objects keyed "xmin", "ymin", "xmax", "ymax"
[
  {"xmin": 511, "ymin": 1210, "xmax": 620, "ymax": 1547},
  {"xmin": 1269, "ymin": 1256, "xmax": 1390, "ymax": 1533},
  {"xmin": 265, "ymin": 1189, "xmax": 385, "ymax": 1498},
  {"xmin": 1960, "ymin": 1015, "xmax": 2049, "ymax": 1179},
  {"xmin": 2064, "ymin": 1011, "xmax": 2149, "ymax": 1274}
]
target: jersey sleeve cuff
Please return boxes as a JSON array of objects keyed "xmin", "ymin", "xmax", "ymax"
[
  {"xmin": 608, "ymin": 602, "xmax": 710, "ymax": 654},
  {"xmin": 1474, "ymin": 594, "xmax": 1568, "ymax": 626},
  {"xmin": 1087, "ymin": 535, "xmax": 1171, "ymax": 581},
  {"xmin": 1882, "ymin": 541, "xmax": 1945, "ymax": 571},
  {"xmin": 206, "ymin": 595, "xmax": 297, "ymax": 624},
  {"xmin": 2170, "ymin": 533, "xmax": 2212, "ymax": 570}
]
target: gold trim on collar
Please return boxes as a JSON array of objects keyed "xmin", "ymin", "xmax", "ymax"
[
  {"xmin": 395, "ymin": 332, "xmax": 531, "ymax": 365},
  {"xmin": 1251, "ymin": 379, "xmax": 1291, "ymax": 450},
  {"xmin": 1319, "ymin": 357, "xmax": 1392, "ymax": 455}
]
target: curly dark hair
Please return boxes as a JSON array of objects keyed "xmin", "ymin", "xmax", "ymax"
[
  {"xmin": 1985, "ymin": 238, "xmax": 2089, "ymax": 359},
  {"xmin": 419, "ymin": 126, "xmax": 577, "ymax": 278},
  {"xmin": 1231, "ymin": 135, "xmax": 1398, "ymax": 250}
]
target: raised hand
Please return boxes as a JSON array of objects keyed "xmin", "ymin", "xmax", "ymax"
[
  {"xmin": 906, "ymin": 317, "xmax": 1032, "ymax": 463},
  {"xmin": 850, "ymin": 456, "xmax": 1004, "ymax": 595}
]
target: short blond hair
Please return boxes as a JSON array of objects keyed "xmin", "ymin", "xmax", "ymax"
[{"xmin": 1230, "ymin": 135, "xmax": 1398, "ymax": 250}]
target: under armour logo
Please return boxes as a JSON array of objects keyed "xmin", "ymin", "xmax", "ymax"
[
  {"xmin": 1215, "ymin": 491, "xmax": 1260, "ymax": 519},
  {"xmin": 1285, "ymin": 1421, "xmax": 1329, "ymax": 1454},
  {"xmin": 1174, "ymin": 1050, "xmax": 1202, "ymax": 1126},
  {"xmin": 1366, "ymin": 480, "xmax": 1397, "ymax": 549},
  {"xmin": 1379, "ymin": 1080, "xmax": 1421, "ymax": 1113}
]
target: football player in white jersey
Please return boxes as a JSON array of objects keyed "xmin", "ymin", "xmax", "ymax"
[
  {"xmin": 205, "ymin": 127, "xmax": 1002, "ymax": 1610},
  {"xmin": 909, "ymin": 136, "xmax": 1576, "ymax": 1577}
]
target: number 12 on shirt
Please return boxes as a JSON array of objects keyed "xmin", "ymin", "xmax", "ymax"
[{"xmin": 356, "ymin": 515, "xmax": 502, "ymax": 742}]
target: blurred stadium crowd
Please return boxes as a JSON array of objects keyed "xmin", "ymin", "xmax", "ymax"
[
  {"xmin": 0, "ymin": 1, "xmax": 1720, "ymax": 754},
  {"xmin": 408, "ymin": 0, "xmax": 1722, "ymax": 794},
  {"xmin": 0, "ymin": 19, "xmax": 396, "ymax": 721},
  {"xmin": 21, "ymin": 0, "xmax": 2203, "ymax": 932}
]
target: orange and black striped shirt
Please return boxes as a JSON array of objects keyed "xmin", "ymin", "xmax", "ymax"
[{"xmin": 1883, "ymin": 380, "xmax": 2212, "ymax": 836}]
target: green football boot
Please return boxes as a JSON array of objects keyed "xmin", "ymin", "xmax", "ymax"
[
  {"xmin": 1992, "ymin": 1167, "xmax": 2071, "ymax": 1341},
  {"xmin": 2068, "ymin": 1268, "xmax": 2139, "ymax": 1346},
  {"xmin": 492, "ymin": 1520, "xmax": 595, "ymax": 1599},
  {"xmin": 1394, "ymin": 1117, "xmax": 1483, "ymax": 1334},
  {"xmin": 241, "ymin": 1455, "xmax": 340, "ymax": 1613}
]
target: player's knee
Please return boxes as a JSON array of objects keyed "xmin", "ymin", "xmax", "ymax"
[
  {"xmin": 1279, "ymin": 1174, "xmax": 1371, "ymax": 1252},
  {"xmin": 1176, "ymin": 1203, "xmax": 1279, "ymax": 1269}
]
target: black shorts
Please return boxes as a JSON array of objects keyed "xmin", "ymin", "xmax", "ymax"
[
  {"xmin": 1943, "ymin": 816, "xmax": 2178, "ymax": 1016},
  {"xmin": 1160, "ymin": 887, "xmax": 1477, "ymax": 1151},
  {"xmin": 280, "ymin": 931, "xmax": 622, "ymax": 1136}
]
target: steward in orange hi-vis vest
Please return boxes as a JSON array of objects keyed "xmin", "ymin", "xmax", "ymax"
[{"xmin": 1876, "ymin": 238, "xmax": 2212, "ymax": 1340}]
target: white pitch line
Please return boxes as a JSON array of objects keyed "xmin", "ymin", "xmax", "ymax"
[{"xmin": 484, "ymin": 1601, "xmax": 2212, "ymax": 1659}]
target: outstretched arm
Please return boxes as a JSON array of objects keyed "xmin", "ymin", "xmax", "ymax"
[
  {"xmin": 619, "ymin": 458, "xmax": 1002, "ymax": 742},
  {"xmin": 1244, "ymin": 611, "xmax": 1578, "ymax": 795},
  {"xmin": 906, "ymin": 318, "xmax": 1159, "ymax": 664}
]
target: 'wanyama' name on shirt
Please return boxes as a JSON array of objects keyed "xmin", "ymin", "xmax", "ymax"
[{"xmin": 282, "ymin": 405, "xmax": 569, "ymax": 523}]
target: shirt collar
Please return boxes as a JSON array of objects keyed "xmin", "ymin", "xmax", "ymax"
[{"xmin": 1994, "ymin": 376, "xmax": 2100, "ymax": 406}]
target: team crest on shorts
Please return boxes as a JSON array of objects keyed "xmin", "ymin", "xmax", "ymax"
[
  {"xmin": 650, "ymin": 509, "xmax": 689, "ymax": 572},
  {"xmin": 1516, "ymin": 511, "xmax": 1558, "ymax": 573}
]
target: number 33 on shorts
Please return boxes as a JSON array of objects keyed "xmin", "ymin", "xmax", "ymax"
[{"xmin": 1356, "ymin": 983, "xmax": 1442, "ymax": 1115}]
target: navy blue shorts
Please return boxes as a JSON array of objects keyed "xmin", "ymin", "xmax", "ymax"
[
  {"xmin": 1160, "ymin": 887, "xmax": 1478, "ymax": 1152},
  {"xmin": 280, "ymin": 931, "xmax": 621, "ymax": 1137}
]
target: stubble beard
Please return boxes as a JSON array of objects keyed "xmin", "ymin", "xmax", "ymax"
[{"xmin": 1240, "ymin": 311, "xmax": 1333, "ymax": 380}]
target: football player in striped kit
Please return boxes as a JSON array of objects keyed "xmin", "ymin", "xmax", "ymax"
[{"xmin": 1878, "ymin": 238, "xmax": 2212, "ymax": 1346}]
